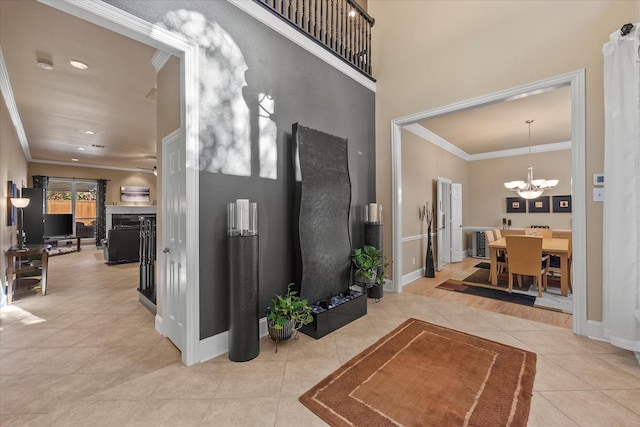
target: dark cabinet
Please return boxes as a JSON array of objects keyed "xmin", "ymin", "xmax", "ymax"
[{"xmin": 21, "ymin": 187, "xmax": 46, "ymax": 245}]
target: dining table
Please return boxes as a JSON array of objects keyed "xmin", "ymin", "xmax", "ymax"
[{"xmin": 488, "ymin": 237, "xmax": 572, "ymax": 297}]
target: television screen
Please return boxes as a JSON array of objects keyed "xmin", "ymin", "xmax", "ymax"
[{"xmin": 44, "ymin": 214, "xmax": 73, "ymax": 237}]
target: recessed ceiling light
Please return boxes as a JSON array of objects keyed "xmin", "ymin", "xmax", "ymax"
[
  {"xmin": 36, "ymin": 58, "xmax": 54, "ymax": 70},
  {"xmin": 77, "ymin": 147, "xmax": 86, "ymax": 151},
  {"xmin": 69, "ymin": 59, "xmax": 89, "ymax": 70},
  {"xmin": 81, "ymin": 130, "xmax": 96, "ymax": 135},
  {"xmin": 71, "ymin": 158, "xmax": 79, "ymax": 162},
  {"xmin": 348, "ymin": 10, "xmax": 356, "ymax": 18}
]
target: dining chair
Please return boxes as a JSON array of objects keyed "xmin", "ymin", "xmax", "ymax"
[
  {"xmin": 505, "ymin": 235, "xmax": 550, "ymax": 297},
  {"xmin": 485, "ymin": 230, "xmax": 507, "ymax": 274},
  {"xmin": 548, "ymin": 238, "xmax": 572, "ymax": 293},
  {"xmin": 493, "ymin": 228, "xmax": 502, "ymax": 240},
  {"xmin": 525, "ymin": 228, "xmax": 553, "ymax": 238}
]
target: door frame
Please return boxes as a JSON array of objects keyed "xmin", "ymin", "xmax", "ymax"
[
  {"xmin": 436, "ymin": 177, "xmax": 451, "ymax": 271},
  {"xmin": 41, "ymin": 0, "xmax": 201, "ymax": 364},
  {"xmin": 391, "ymin": 70, "xmax": 587, "ymax": 336}
]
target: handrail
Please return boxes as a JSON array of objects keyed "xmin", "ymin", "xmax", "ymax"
[{"xmin": 256, "ymin": 0, "xmax": 374, "ymax": 77}]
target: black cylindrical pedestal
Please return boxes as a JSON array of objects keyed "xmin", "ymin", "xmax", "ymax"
[
  {"xmin": 228, "ymin": 235, "xmax": 260, "ymax": 362},
  {"xmin": 364, "ymin": 223, "xmax": 383, "ymax": 300}
]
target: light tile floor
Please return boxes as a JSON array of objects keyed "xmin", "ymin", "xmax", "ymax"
[{"xmin": 1, "ymin": 249, "xmax": 639, "ymax": 426}]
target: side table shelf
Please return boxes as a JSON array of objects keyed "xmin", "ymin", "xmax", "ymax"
[
  {"xmin": 44, "ymin": 236, "xmax": 81, "ymax": 255},
  {"xmin": 5, "ymin": 245, "xmax": 51, "ymax": 304}
]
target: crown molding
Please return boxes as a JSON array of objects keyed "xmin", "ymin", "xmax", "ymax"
[
  {"xmin": 0, "ymin": 47, "xmax": 32, "ymax": 161},
  {"xmin": 29, "ymin": 158, "xmax": 156, "ymax": 174},
  {"xmin": 404, "ymin": 123, "xmax": 571, "ymax": 161},
  {"xmin": 151, "ymin": 49, "xmax": 172, "ymax": 72}
]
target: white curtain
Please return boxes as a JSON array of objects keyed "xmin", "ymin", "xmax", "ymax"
[{"xmin": 602, "ymin": 23, "xmax": 640, "ymax": 354}]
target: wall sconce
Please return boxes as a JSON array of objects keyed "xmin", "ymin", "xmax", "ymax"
[{"xmin": 10, "ymin": 197, "xmax": 30, "ymax": 250}]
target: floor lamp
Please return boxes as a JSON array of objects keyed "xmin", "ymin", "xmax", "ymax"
[{"xmin": 10, "ymin": 197, "xmax": 30, "ymax": 251}]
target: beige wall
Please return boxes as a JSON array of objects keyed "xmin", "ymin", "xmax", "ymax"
[
  {"xmin": 401, "ymin": 129, "xmax": 469, "ymax": 275},
  {"xmin": 155, "ymin": 54, "xmax": 181, "ymax": 241},
  {"xmin": 370, "ymin": 0, "xmax": 633, "ymax": 321},
  {"xmin": 27, "ymin": 163, "xmax": 157, "ymax": 207},
  {"xmin": 468, "ymin": 150, "xmax": 572, "ymax": 230},
  {"xmin": 1, "ymin": 98, "xmax": 29, "ymax": 291}
]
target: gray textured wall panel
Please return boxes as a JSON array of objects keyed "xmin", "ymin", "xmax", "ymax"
[{"xmin": 295, "ymin": 124, "xmax": 352, "ymax": 305}]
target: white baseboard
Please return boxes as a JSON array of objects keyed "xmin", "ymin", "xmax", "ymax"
[
  {"xmin": 198, "ymin": 317, "xmax": 268, "ymax": 363},
  {"xmin": 402, "ymin": 268, "xmax": 425, "ymax": 288},
  {"xmin": 586, "ymin": 320, "xmax": 607, "ymax": 342},
  {"xmin": 155, "ymin": 314, "xmax": 163, "ymax": 336}
]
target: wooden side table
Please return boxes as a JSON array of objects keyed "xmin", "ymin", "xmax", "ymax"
[{"xmin": 5, "ymin": 244, "xmax": 51, "ymax": 304}]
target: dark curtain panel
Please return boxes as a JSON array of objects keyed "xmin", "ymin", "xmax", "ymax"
[
  {"xmin": 96, "ymin": 179, "xmax": 107, "ymax": 246},
  {"xmin": 32, "ymin": 175, "xmax": 49, "ymax": 190},
  {"xmin": 32, "ymin": 175, "xmax": 49, "ymax": 213}
]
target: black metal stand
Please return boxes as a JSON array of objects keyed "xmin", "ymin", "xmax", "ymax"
[
  {"xmin": 364, "ymin": 222, "xmax": 383, "ymax": 300},
  {"xmin": 138, "ymin": 216, "xmax": 156, "ymax": 303},
  {"xmin": 228, "ymin": 235, "xmax": 260, "ymax": 362}
]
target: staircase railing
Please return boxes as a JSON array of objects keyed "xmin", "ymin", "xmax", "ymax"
[{"xmin": 256, "ymin": 0, "xmax": 375, "ymax": 78}]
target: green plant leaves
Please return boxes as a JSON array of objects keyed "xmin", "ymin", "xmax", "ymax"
[{"xmin": 267, "ymin": 283, "xmax": 313, "ymax": 330}]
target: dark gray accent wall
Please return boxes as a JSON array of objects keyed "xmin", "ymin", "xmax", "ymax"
[{"xmin": 104, "ymin": 0, "xmax": 375, "ymax": 339}]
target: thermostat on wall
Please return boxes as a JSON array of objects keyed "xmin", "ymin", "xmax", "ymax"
[{"xmin": 593, "ymin": 173, "xmax": 604, "ymax": 186}]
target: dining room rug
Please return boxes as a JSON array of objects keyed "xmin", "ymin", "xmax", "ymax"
[
  {"xmin": 437, "ymin": 280, "xmax": 536, "ymax": 306},
  {"xmin": 299, "ymin": 318, "xmax": 536, "ymax": 427},
  {"xmin": 461, "ymin": 269, "xmax": 573, "ymax": 314},
  {"xmin": 474, "ymin": 261, "xmax": 492, "ymax": 269},
  {"xmin": 464, "ymin": 268, "xmax": 561, "ymax": 289}
]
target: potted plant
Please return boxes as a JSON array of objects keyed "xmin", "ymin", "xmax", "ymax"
[
  {"xmin": 352, "ymin": 245, "xmax": 383, "ymax": 287},
  {"xmin": 267, "ymin": 283, "xmax": 313, "ymax": 350}
]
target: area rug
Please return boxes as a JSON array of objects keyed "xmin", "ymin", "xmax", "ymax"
[
  {"xmin": 459, "ymin": 268, "xmax": 572, "ymax": 314},
  {"xmin": 299, "ymin": 318, "xmax": 536, "ymax": 427},
  {"xmin": 437, "ymin": 280, "xmax": 536, "ymax": 306},
  {"xmin": 474, "ymin": 261, "xmax": 491, "ymax": 269},
  {"xmin": 464, "ymin": 268, "xmax": 561, "ymax": 290}
]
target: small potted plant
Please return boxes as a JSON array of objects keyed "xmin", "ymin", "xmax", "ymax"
[
  {"xmin": 352, "ymin": 245, "xmax": 383, "ymax": 287},
  {"xmin": 267, "ymin": 283, "xmax": 313, "ymax": 351}
]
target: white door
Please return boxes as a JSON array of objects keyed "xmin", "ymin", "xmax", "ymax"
[
  {"xmin": 450, "ymin": 183, "xmax": 463, "ymax": 262},
  {"xmin": 436, "ymin": 177, "xmax": 451, "ymax": 270},
  {"xmin": 162, "ymin": 130, "xmax": 187, "ymax": 353}
]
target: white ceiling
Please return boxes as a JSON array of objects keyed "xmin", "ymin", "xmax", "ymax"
[
  {"xmin": 417, "ymin": 86, "xmax": 572, "ymax": 155},
  {"xmin": 0, "ymin": 0, "xmax": 159, "ymax": 172},
  {"xmin": 1, "ymin": 1, "xmax": 572, "ymax": 172}
]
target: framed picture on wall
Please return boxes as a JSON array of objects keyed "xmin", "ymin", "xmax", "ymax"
[
  {"xmin": 552, "ymin": 195, "xmax": 572, "ymax": 213},
  {"xmin": 506, "ymin": 197, "xmax": 526, "ymax": 213},
  {"xmin": 6, "ymin": 181, "xmax": 17, "ymax": 226},
  {"xmin": 120, "ymin": 185, "xmax": 150, "ymax": 202},
  {"xmin": 528, "ymin": 196, "xmax": 550, "ymax": 213}
]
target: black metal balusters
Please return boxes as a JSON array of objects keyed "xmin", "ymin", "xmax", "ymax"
[{"xmin": 256, "ymin": 0, "xmax": 374, "ymax": 77}]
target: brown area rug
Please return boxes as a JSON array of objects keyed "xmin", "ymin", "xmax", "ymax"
[{"xmin": 299, "ymin": 318, "xmax": 536, "ymax": 427}]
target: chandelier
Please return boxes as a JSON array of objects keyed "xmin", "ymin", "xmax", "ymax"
[{"xmin": 504, "ymin": 120, "xmax": 558, "ymax": 199}]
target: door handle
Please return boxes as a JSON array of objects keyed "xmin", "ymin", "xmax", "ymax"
[{"xmin": 163, "ymin": 248, "xmax": 171, "ymax": 254}]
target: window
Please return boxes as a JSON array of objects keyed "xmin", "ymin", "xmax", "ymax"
[{"xmin": 47, "ymin": 178, "xmax": 97, "ymax": 239}]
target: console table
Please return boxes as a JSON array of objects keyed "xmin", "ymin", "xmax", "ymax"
[{"xmin": 5, "ymin": 244, "xmax": 51, "ymax": 304}]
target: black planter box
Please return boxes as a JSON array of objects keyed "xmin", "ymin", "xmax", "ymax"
[{"xmin": 300, "ymin": 290, "xmax": 367, "ymax": 339}]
